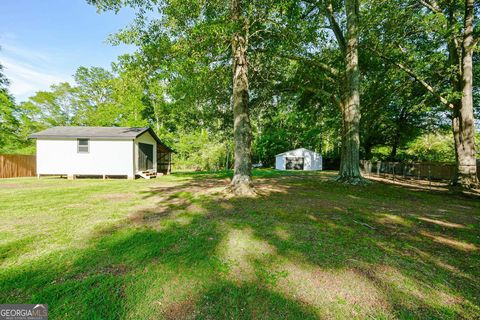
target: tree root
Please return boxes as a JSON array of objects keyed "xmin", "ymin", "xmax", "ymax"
[
  {"xmin": 450, "ymin": 177, "xmax": 480, "ymax": 190},
  {"xmin": 225, "ymin": 181, "xmax": 257, "ymax": 197}
]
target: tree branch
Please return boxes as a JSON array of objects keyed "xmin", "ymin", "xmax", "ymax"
[
  {"xmin": 419, "ymin": 0, "xmax": 442, "ymax": 14},
  {"xmin": 277, "ymin": 53, "xmax": 340, "ymax": 77},
  {"xmin": 370, "ymin": 48, "xmax": 454, "ymax": 109},
  {"xmin": 300, "ymin": 0, "xmax": 346, "ymax": 53},
  {"xmin": 325, "ymin": 1, "xmax": 346, "ymax": 54},
  {"xmin": 305, "ymin": 85, "xmax": 342, "ymax": 106}
]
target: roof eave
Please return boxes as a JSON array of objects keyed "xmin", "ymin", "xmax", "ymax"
[
  {"xmin": 136, "ymin": 128, "xmax": 175, "ymax": 153},
  {"xmin": 29, "ymin": 135, "xmax": 136, "ymax": 140}
]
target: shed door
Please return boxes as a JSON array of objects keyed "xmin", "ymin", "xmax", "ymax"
[
  {"xmin": 138, "ymin": 143, "xmax": 154, "ymax": 171},
  {"xmin": 285, "ymin": 157, "xmax": 304, "ymax": 170}
]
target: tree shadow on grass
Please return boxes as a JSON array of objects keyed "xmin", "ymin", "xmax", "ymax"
[
  {"xmin": 1, "ymin": 171, "xmax": 479, "ymax": 319},
  {"xmin": 0, "ymin": 215, "xmax": 222, "ymax": 319},
  {"xmin": 190, "ymin": 282, "xmax": 318, "ymax": 320},
  {"xmin": 151, "ymin": 172, "xmax": 480, "ymax": 318},
  {"xmin": 0, "ymin": 200, "xmax": 317, "ymax": 319}
]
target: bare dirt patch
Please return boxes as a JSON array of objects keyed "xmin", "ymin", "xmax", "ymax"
[
  {"xmin": 161, "ymin": 299, "xmax": 196, "ymax": 320},
  {"xmin": 219, "ymin": 227, "xmax": 276, "ymax": 282},
  {"xmin": 419, "ymin": 231, "xmax": 478, "ymax": 251},
  {"xmin": 0, "ymin": 183, "xmax": 24, "ymax": 189},
  {"xmin": 274, "ymin": 261, "xmax": 391, "ymax": 318}
]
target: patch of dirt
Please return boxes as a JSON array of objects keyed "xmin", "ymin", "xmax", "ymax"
[
  {"xmin": 100, "ymin": 264, "xmax": 130, "ymax": 276},
  {"xmin": 186, "ymin": 203, "xmax": 206, "ymax": 214},
  {"xmin": 0, "ymin": 183, "xmax": 23, "ymax": 189},
  {"xmin": 144, "ymin": 179, "xmax": 229, "ymax": 200},
  {"xmin": 0, "ymin": 183, "xmax": 49, "ymax": 190},
  {"xmin": 274, "ymin": 261, "xmax": 391, "ymax": 317},
  {"xmin": 417, "ymin": 217, "xmax": 466, "ymax": 229},
  {"xmin": 52, "ymin": 264, "xmax": 130, "ymax": 284},
  {"xmin": 371, "ymin": 265, "xmax": 463, "ymax": 306},
  {"xmin": 376, "ymin": 214, "xmax": 411, "ymax": 227},
  {"xmin": 419, "ymin": 231, "xmax": 478, "ymax": 251},
  {"xmin": 128, "ymin": 197, "xmax": 192, "ymax": 225},
  {"xmin": 161, "ymin": 299, "xmax": 196, "ymax": 320},
  {"xmin": 219, "ymin": 227, "xmax": 276, "ymax": 282},
  {"xmin": 366, "ymin": 175, "xmax": 450, "ymax": 192}
]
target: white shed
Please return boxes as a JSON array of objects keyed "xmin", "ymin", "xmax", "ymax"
[
  {"xmin": 275, "ymin": 148, "xmax": 322, "ymax": 171},
  {"xmin": 30, "ymin": 126, "xmax": 173, "ymax": 179}
]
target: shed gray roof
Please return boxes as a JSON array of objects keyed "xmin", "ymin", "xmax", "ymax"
[
  {"xmin": 30, "ymin": 126, "xmax": 148, "ymax": 139},
  {"xmin": 29, "ymin": 126, "xmax": 173, "ymax": 152}
]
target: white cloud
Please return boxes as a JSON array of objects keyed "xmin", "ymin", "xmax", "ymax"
[
  {"xmin": 0, "ymin": 51, "xmax": 72, "ymax": 102},
  {"xmin": 1, "ymin": 43, "xmax": 52, "ymax": 64}
]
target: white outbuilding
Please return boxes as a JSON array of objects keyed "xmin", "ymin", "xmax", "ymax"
[
  {"xmin": 30, "ymin": 126, "xmax": 173, "ymax": 179},
  {"xmin": 275, "ymin": 148, "xmax": 323, "ymax": 171}
]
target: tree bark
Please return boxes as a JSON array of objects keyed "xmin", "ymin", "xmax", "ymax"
[
  {"xmin": 229, "ymin": 0, "xmax": 254, "ymax": 195},
  {"xmin": 336, "ymin": 0, "xmax": 364, "ymax": 184},
  {"xmin": 452, "ymin": 0, "xmax": 479, "ymax": 188}
]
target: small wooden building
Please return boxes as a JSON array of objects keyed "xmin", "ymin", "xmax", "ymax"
[
  {"xmin": 275, "ymin": 148, "xmax": 323, "ymax": 171},
  {"xmin": 30, "ymin": 127, "xmax": 173, "ymax": 179}
]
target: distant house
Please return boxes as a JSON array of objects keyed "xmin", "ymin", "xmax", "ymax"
[
  {"xmin": 275, "ymin": 148, "xmax": 322, "ymax": 171},
  {"xmin": 30, "ymin": 127, "xmax": 173, "ymax": 179}
]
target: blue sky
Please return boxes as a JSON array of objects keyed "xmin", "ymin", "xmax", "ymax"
[{"xmin": 0, "ymin": 0, "xmax": 136, "ymax": 102}]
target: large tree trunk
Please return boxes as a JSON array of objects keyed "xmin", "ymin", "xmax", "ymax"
[
  {"xmin": 229, "ymin": 0, "xmax": 254, "ymax": 196},
  {"xmin": 336, "ymin": 0, "xmax": 364, "ymax": 184},
  {"xmin": 452, "ymin": 0, "xmax": 479, "ymax": 188}
]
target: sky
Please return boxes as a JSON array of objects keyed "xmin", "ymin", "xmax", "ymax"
[{"xmin": 0, "ymin": 0, "xmax": 136, "ymax": 102}]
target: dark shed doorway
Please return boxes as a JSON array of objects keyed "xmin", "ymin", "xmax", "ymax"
[
  {"xmin": 285, "ymin": 157, "xmax": 304, "ymax": 170},
  {"xmin": 138, "ymin": 143, "xmax": 154, "ymax": 171}
]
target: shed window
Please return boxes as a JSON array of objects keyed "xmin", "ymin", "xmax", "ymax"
[{"xmin": 77, "ymin": 139, "xmax": 89, "ymax": 153}]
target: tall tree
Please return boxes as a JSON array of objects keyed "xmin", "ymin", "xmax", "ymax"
[
  {"xmin": 23, "ymin": 83, "xmax": 79, "ymax": 127},
  {"xmin": 74, "ymin": 66, "xmax": 115, "ymax": 125},
  {"xmin": 364, "ymin": 0, "xmax": 479, "ymax": 188},
  {"xmin": 291, "ymin": 0, "xmax": 365, "ymax": 183},
  {"xmin": 87, "ymin": 0, "xmax": 294, "ymax": 195},
  {"xmin": 454, "ymin": 0, "xmax": 478, "ymax": 187},
  {"xmin": 336, "ymin": 0, "xmax": 363, "ymax": 183},
  {"xmin": 230, "ymin": 0, "xmax": 254, "ymax": 195}
]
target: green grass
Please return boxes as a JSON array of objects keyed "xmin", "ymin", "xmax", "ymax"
[{"xmin": 0, "ymin": 170, "xmax": 479, "ymax": 319}]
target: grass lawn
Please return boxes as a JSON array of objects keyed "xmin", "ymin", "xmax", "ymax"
[{"xmin": 0, "ymin": 170, "xmax": 479, "ymax": 319}]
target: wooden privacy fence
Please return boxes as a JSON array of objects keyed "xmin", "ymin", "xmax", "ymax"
[
  {"xmin": 360, "ymin": 160, "xmax": 480, "ymax": 181},
  {"xmin": 0, "ymin": 154, "xmax": 36, "ymax": 178}
]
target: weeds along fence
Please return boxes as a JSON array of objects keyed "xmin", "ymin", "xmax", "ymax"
[
  {"xmin": 0, "ymin": 154, "xmax": 36, "ymax": 178},
  {"xmin": 360, "ymin": 160, "xmax": 480, "ymax": 182}
]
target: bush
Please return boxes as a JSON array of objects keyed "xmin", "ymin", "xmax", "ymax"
[{"xmin": 172, "ymin": 130, "xmax": 232, "ymax": 171}]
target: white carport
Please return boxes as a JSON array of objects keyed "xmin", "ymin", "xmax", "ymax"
[{"xmin": 275, "ymin": 148, "xmax": 322, "ymax": 171}]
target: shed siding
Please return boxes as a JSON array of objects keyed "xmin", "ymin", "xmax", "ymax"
[
  {"xmin": 303, "ymin": 150, "xmax": 323, "ymax": 170},
  {"xmin": 36, "ymin": 139, "xmax": 134, "ymax": 176},
  {"xmin": 275, "ymin": 155, "xmax": 285, "ymax": 170}
]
